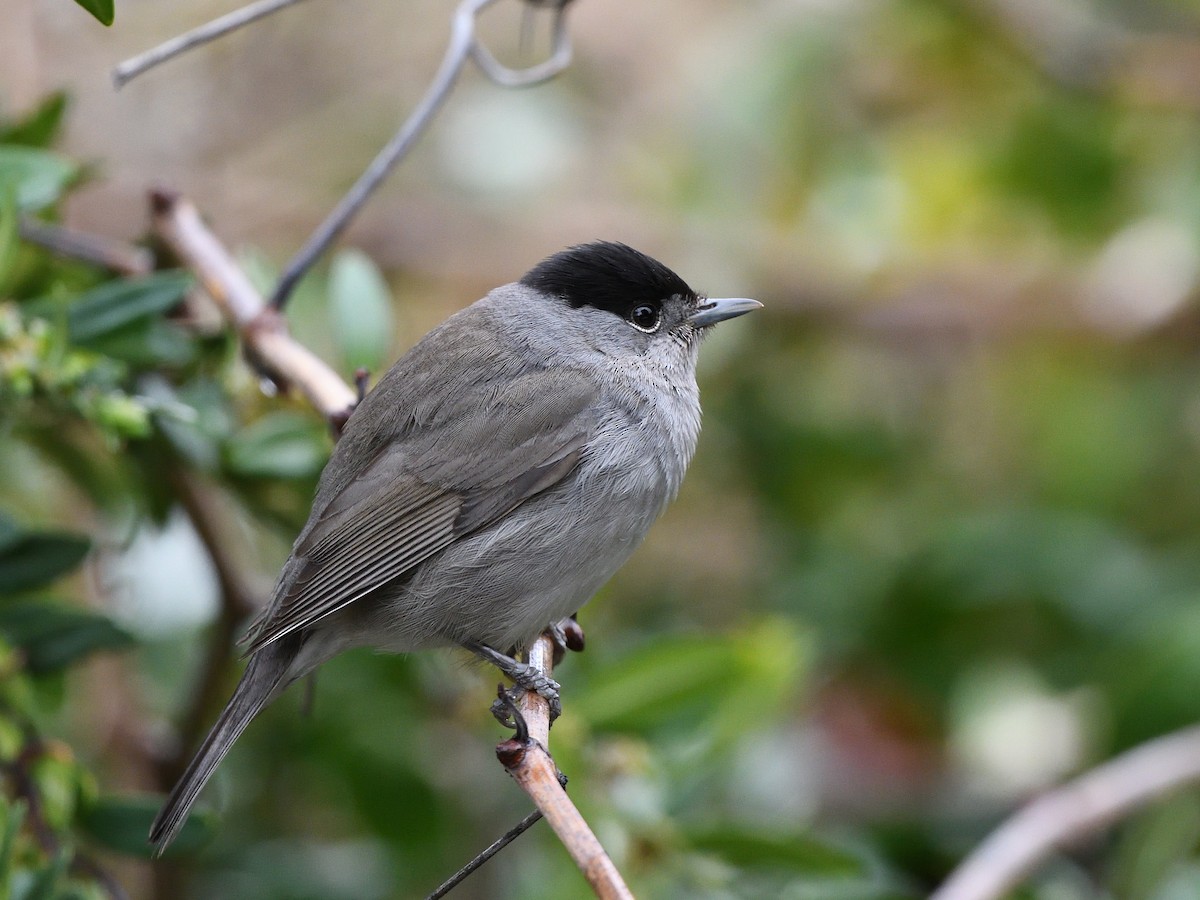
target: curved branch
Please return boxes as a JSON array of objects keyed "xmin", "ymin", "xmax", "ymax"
[
  {"xmin": 933, "ymin": 723, "xmax": 1200, "ymax": 900},
  {"xmin": 268, "ymin": 0, "xmax": 578, "ymax": 310}
]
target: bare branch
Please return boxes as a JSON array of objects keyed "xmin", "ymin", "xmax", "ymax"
[
  {"xmin": 113, "ymin": 0, "xmax": 313, "ymax": 89},
  {"xmin": 148, "ymin": 189, "xmax": 357, "ymax": 428},
  {"xmin": 933, "ymin": 723, "xmax": 1200, "ymax": 900},
  {"xmin": 268, "ymin": 0, "xmax": 575, "ymax": 310},
  {"xmin": 425, "ymin": 809, "xmax": 544, "ymax": 900},
  {"xmin": 18, "ymin": 218, "xmax": 153, "ymax": 276},
  {"xmin": 161, "ymin": 469, "xmax": 257, "ymax": 784},
  {"xmin": 494, "ymin": 635, "xmax": 633, "ymax": 900}
]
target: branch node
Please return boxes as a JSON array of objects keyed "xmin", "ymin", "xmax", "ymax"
[{"xmin": 149, "ymin": 187, "xmax": 180, "ymax": 216}]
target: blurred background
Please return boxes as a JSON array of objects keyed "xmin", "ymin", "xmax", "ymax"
[{"xmin": 5, "ymin": 0, "xmax": 1200, "ymax": 897}]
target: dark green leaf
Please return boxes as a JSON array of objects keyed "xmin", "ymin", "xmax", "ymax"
[
  {"xmin": 79, "ymin": 319, "xmax": 197, "ymax": 368},
  {"xmin": 0, "ymin": 603, "xmax": 133, "ymax": 672},
  {"xmin": 223, "ymin": 412, "xmax": 330, "ymax": 480},
  {"xmin": 0, "ymin": 525, "xmax": 90, "ymax": 594},
  {"xmin": 0, "ymin": 797, "xmax": 27, "ymax": 876},
  {"xmin": 66, "ymin": 271, "xmax": 192, "ymax": 344},
  {"xmin": 71, "ymin": 0, "xmax": 113, "ymax": 26},
  {"xmin": 0, "ymin": 94, "xmax": 69, "ymax": 148},
  {"xmin": 0, "ymin": 516, "xmax": 21, "ymax": 553},
  {"xmin": 0, "ymin": 189, "xmax": 17, "ymax": 293},
  {"xmin": 329, "ymin": 249, "xmax": 394, "ymax": 372},
  {"xmin": 685, "ymin": 826, "xmax": 867, "ymax": 877},
  {"xmin": 574, "ymin": 620, "xmax": 808, "ymax": 737},
  {"xmin": 0, "ymin": 147, "xmax": 77, "ymax": 211},
  {"xmin": 78, "ymin": 794, "xmax": 216, "ymax": 858}
]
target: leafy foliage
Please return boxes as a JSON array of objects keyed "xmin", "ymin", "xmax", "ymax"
[{"xmin": 10, "ymin": 0, "xmax": 1200, "ymax": 897}]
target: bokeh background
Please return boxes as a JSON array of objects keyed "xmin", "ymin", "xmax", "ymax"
[{"xmin": 6, "ymin": 0, "xmax": 1200, "ymax": 897}]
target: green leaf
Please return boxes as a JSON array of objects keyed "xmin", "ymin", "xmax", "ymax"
[
  {"xmin": 0, "ymin": 94, "xmax": 69, "ymax": 148},
  {"xmin": 574, "ymin": 619, "xmax": 809, "ymax": 739},
  {"xmin": 0, "ymin": 603, "xmax": 133, "ymax": 672},
  {"xmin": 0, "ymin": 187, "xmax": 17, "ymax": 295},
  {"xmin": 223, "ymin": 412, "xmax": 330, "ymax": 480},
  {"xmin": 329, "ymin": 249, "xmax": 394, "ymax": 372},
  {"xmin": 685, "ymin": 826, "xmax": 868, "ymax": 877},
  {"xmin": 78, "ymin": 319, "xmax": 197, "ymax": 368},
  {"xmin": 66, "ymin": 271, "xmax": 192, "ymax": 345},
  {"xmin": 71, "ymin": 0, "xmax": 113, "ymax": 26},
  {"xmin": 0, "ymin": 147, "xmax": 77, "ymax": 212},
  {"xmin": 0, "ymin": 797, "xmax": 27, "ymax": 877},
  {"xmin": 0, "ymin": 522, "xmax": 90, "ymax": 594},
  {"xmin": 78, "ymin": 794, "xmax": 216, "ymax": 858}
]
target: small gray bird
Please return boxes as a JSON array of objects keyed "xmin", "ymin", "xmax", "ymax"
[{"xmin": 150, "ymin": 241, "xmax": 760, "ymax": 851}]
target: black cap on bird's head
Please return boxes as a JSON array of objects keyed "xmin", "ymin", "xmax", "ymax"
[
  {"xmin": 521, "ymin": 241, "xmax": 696, "ymax": 314},
  {"xmin": 521, "ymin": 241, "xmax": 763, "ymax": 333}
]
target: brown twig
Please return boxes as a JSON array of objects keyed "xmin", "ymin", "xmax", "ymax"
[
  {"xmin": 18, "ymin": 218, "xmax": 154, "ymax": 277},
  {"xmin": 495, "ymin": 635, "xmax": 633, "ymax": 900},
  {"xmin": 161, "ymin": 468, "xmax": 257, "ymax": 784},
  {"xmin": 933, "ymin": 723, "xmax": 1200, "ymax": 900},
  {"xmin": 149, "ymin": 190, "xmax": 357, "ymax": 430}
]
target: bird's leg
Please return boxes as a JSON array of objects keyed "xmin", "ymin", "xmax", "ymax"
[{"xmin": 465, "ymin": 641, "xmax": 562, "ymax": 723}]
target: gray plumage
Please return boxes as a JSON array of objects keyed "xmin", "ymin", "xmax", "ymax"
[{"xmin": 150, "ymin": 242, "xmax": 759, "ymax": 852}]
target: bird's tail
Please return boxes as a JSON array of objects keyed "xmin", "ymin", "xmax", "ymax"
[{"xmin": 149, "ymin": 638, "xmax": 296, "ymax": 854}]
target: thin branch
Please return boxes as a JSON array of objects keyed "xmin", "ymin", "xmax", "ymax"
[
  {"xmin": 112, "ymin": 0, "xmax": 313, "ymax": 89},
  {"xmin": 494, "ymin": 635, "xmax": 633, "ymax": 900},
  {"xmin": 18, "ymin": 218, "xmax": 154, "ymax": 276},
  {"xmin": 268, "ymin": 0, "xmax": 575, "ymax": 310},
  {"xmin": 148, "ymin": 189, "xmax": 357, "ymax": 429},
  {"xmin": 161, "ymin": 468, "xmax": 257, "ymax": 783},
  {"xmin": 933, "ymin": 723, "xmax": 1200, "ymax": 900},
  {"xmin": 425, "ymin": 809, "xmax": 544, "ymax": 900}
]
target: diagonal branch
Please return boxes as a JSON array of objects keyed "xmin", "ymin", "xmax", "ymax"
[
  {"xmin": 112, "ymin": 0, "xmax": 313, "ymax": 88},
  {"xmin": 494, "ymin": 635, "xmax": 633, "ymax": 900},
  {"xmin": 933, "ymin": 723, "xmax": 1200, "ymax": 900},
  {"xmin": 18, "ymin": 218, "xmax": 153, "ymax": 276},
  {"xmin": 268, "ymin": 0, "xmax": 575, "ymax": 310},
  {"xmin": 160, "ymin": 468, "xmax": 257, "ymax": 784},
  {"xmin": 148, "ymin": 189, "xmax": 357, "ymax": 431}
]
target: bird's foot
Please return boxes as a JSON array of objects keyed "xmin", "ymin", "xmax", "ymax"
[{"xmin": 468, "ymin": 642, "xmax": 562, "ymax": 724}]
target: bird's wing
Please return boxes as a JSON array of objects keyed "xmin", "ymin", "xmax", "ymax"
[{"xmin": 240, "ymin": 365, "xmax": 598, "ymax": 654}]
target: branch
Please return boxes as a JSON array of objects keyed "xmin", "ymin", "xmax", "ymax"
[
  {"xmin": 268, "ymin": 0, "xmax": 575, "ymax": 310},
  {"xmin": 112, "ymin": 0, "xmax": 313, "ymax": 88},
  {"xmin": 933, "ymin": 723, "xmax": 1200, "ymax": 900},
  {"xmin": 160, "ymin": 468, "xmax": 257, "ymax": 784},
  {"xmin": 18, "ymin": 218, "xmax": 153, "ymax": 276},
  {"xmin": 148, "ymin": 189, "xmax": 357, "ymax": 430},
  {"xmin": 494, "ymin": 635, "xmax": 633, "ymax": 900}
]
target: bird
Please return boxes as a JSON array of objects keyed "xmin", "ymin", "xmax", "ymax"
[{"xmin": 150, "ymin": 240, "xmax": 761, "ymax": 851}]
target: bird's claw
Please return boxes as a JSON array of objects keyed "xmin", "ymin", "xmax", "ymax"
[{"xmin": 490, "ymin": 669, "xmax": 561, "ymax": 727}]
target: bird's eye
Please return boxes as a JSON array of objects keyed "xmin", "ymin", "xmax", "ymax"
[{"xmin": 628, "ymin": 304, "xmax": 661, "ymax": 332}]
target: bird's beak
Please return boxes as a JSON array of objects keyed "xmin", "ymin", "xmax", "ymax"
[{"xmin": 689, "ymin": 297, "xmax": 763, "ymax": 328}]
